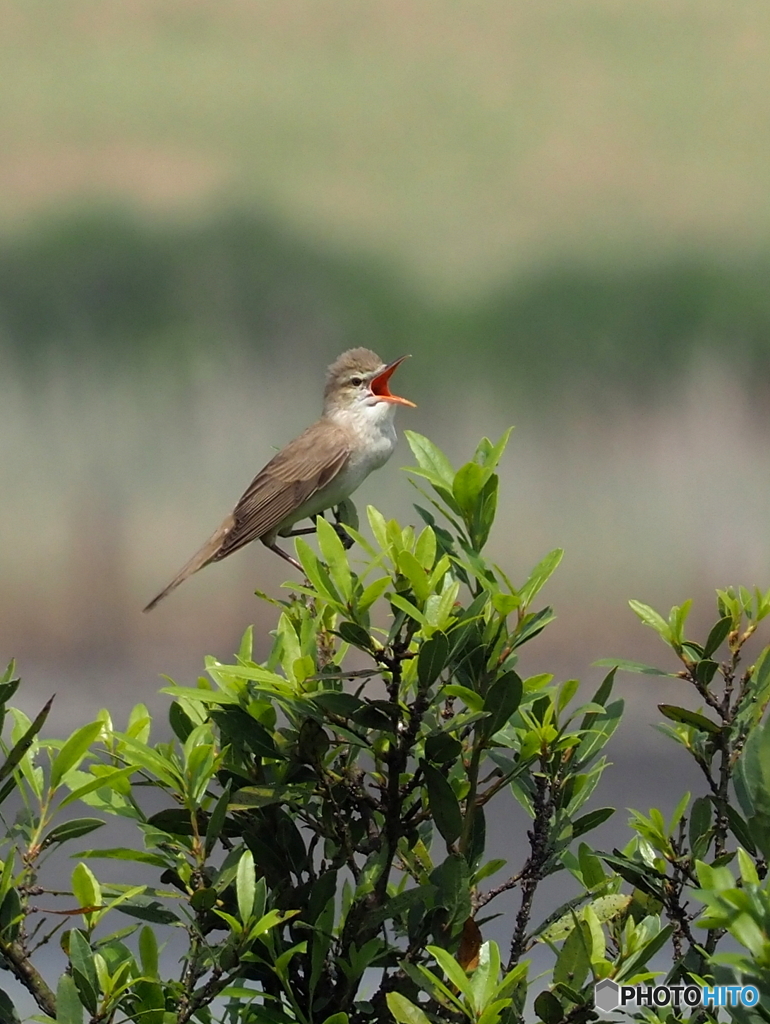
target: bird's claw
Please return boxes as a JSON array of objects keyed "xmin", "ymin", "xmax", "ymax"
[
  {"xmin": 333, "ymin": 499, "xmax": 358, "ymax": 550},
  {"xmin": 333, "ymin": 521, "xmax": 355, "ymax": 550}
]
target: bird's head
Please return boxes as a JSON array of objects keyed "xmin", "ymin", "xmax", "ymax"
[{"xmin": 323, "ymin": 348, "xmax": 415, "ymax": 420}]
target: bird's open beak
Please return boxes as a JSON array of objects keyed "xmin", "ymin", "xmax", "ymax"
[{"xmin": 369, "ymin": 355, "xmax": 416, "ymax": 407}]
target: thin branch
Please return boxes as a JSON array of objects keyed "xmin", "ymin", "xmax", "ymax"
[
  {"xmin": 0, "ymin": 937, "xmax": 57, "ymax": 1018},
  {"xmin": 507, "ymin": 772, "xmax": 554, "ymax": 971},
  {"xmin": 475, "ymin": 869, "xmax": 525, "ymax": 910}
]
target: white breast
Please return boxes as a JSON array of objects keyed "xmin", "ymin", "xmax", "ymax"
[
  {"xmin": 343, "ymin": 401, "xmax": 399, "ymax": 473},
  {"xmin": 278, "ymin": 401, "xmax": 398, "ymax": 534}
]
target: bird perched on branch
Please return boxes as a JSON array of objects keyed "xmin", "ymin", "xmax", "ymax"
[{"xmin": 143, "ymin": 348, "xmax": 414, "ymax": 611}]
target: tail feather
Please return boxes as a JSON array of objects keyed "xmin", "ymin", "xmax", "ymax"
[{"xmin": 143, "ymin": 516, "xmax": 235, "ymax": 613}]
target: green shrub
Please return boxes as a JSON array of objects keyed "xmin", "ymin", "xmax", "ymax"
[{"xmin": 0, "ymin": 432, "xmax": 768, "ymax": 1023}]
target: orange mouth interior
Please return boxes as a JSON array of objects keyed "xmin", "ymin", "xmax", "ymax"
[{"xmin": 370, "ymin": 356, "xmax": 416, "ymax": 407}]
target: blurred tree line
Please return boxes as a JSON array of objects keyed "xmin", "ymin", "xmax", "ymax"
[{"xmin": 1, "ymin": 207, "xmax": 769, "ymax": 395}]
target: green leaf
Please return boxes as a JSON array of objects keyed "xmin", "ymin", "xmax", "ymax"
[
  {"xmin": 577, "ymin": 844, "xmax": 605, "ymax": 889},
  {"xmin": 337, "ymin": 621, "xmax": 374, "ymax": 652},
  {"xmin": 453, "ymin": 461, "xmax": 488, "ymax": 517},
  {"xmin": 491, "ymin": 592, "xmax": 518, "ymax": 616},
  {"xmin": 483, "ymin": 671, "xmax": 523, "ymax": 738},
  {"xmin": 703, "ymin": 616, "xmax": 732, "ymax": 658},
  {"xmin": 366, "ymin": 505, "xmax": 389, "ymax": 551},
  {"xmin": 237, "ymin": 849, "xmax": 256, "ymax": 923},
  {"xmin": 312, "ymin": 692, "xmax": 364, "ymax": 718},
  {"xmin": 335, "ymin": 496, "xmax": 359, "ymax": 533},
  {"xmin": 469, "ymin": 938, "xmax": 501, "ymax": 1010},
  {"xmin": 50, "ymin": 722, "xmax": 103, "ymax": 790},
  {"xmin": 0, "ymin": 854, "xmax": 14, "ymax": 906},
  {"xmin": 593, "ymin": 658, "xmax": 673, "ymax": 676},
  {"xmin": 205, "ymin": 781, "xmax": 232, "ymax": 856},
  {"xmin": 418, "ymin": 632, "xmax": 450, "ymax": 690},
  {"xmin": 249, "ymin": 908, "xmax": 298, "ymax": 940},
  {"xmin": 114, "ymin": 899, "xmax": 179, "ymax": 925},
  {"xmin": 519, "ymin": 549, "xmax": 563, "ymax": 608},
  {"xmin": 60, "ymin": 766, "xmax": 137, "ymax": 809},
  {"xmin": 414, "ymin": 525, "xmax": 437, "ymax": 570},
  {"xmin": 0, "ymin": 695, "xmax": 54, "ymax": 789},
  {"xmin": 629, "ymin": 600, "xmax": 672, "ymax": 642},
  {"xmin": 737, "ymin": 846, "xmax": 759, "ymax": 885},
  {"xmin": 75, "ymin": 848, "xmax": 169, "ymax": 869},
  {"xmin": 309, "ymin": 896, "xmax": 335, "ymax": 996},
  {"xmin": 388, "ymin": 593, "xmax": 428, "ymax": 626},
  {"xmin": 668, "ymin": 791, "xmax": 690, "ymax": 834},
  {"xmin": 473, "ymin": 858, "xmax": 506, "ymax": 884},
  {"xmin": 658, "ymin": 704, "xmax": 721, "ymax": 735},
  {"xmin": 297, "ymin": 718, "xmax": 330, "ymax": 763},
  {"xmin": 495, "ymin": 960, "xmax": 529, "ymax": 1000},
  {"xmin": 598, "ymin": 851, "xmax": 666, "ymax": 898},
  {"xmin": 571, "ymin": 807, "xmax": 614, "ymax": 839},
  {"xmin": 442, "ymin": 685, "xmax": 484, "ymax": 712},
  {"xmin": 426, "ymin": 944, "xmax": 473, "ymax": 998},
  {"xmin": 398, "ymin": 550, "xmax": 431, "ymax": 603},
  {"xmin": 295, "ymin": 537, "xmax": 343, "ymax": 607},
  {"xmin": 511, "ymin": 605, "xmax": 556, "ymax": 649},
  {"xmin": 580, "ymin": 669, "xmax": 616, "ymax": 732},
  {"xmin": 0, "ymin": 778, "xmax": 18, "ymax": 808},
  {"xmin": 229, "ymin": 785, "xmax": 293, "ymax": 810},
  {"xmin": 386, "ymin": 992, "xmax": 431, "ymax": 1024},
  {"xmin": 557, "ymin": 678, "xmax": 580, "ymax": 714},
  {"xmin": 147, "ymin": 808, "xmax": 196, "ymax": 836},
  {"xmin": 422, "ymin": 762, "xmax": 463, "ymax": 846},
  {"xmin": 753, "ymin": 645, "xmax": 770, "ymax": 701},
  {"xmin": 110, "ymin": 734, "xmax": 181, "ymax": 789},
  {"xmin": 0, "ymin": 989, "xmax": 20, "ymax": 1024},
  {"xmin": 553, "ymin": 919, "xmax": 590, "ymax": 989},
  {"xmin": 71, "ymin": 863, "xmax": 101, "ymax": 912},
  {"xmin": 668, "ymin": 600, "xmax": 692, "ymax": 644},
  {"xmin": 591, "ymin": 894, "xmax": 632, "ymax": 925},
  {"xmin": 405, "ymin": 431, "xmax": 455, "ymax": 486},
  {"xmin": 210, "ymin": 708, "xmax": 282, "ymax": 760},
  {"xmin": 132, "ymin": 980, "xmax": 165, "ymax": 1024},
  {"xmin": 406, "ymin": 961, "xmax": 464, "ymax": 1012},
  {"xmin": 689, "ymin": 795, "xmax": 712, "ymax": 860},
  {"xmin": 41, "ymin": 818, "xmax": 105, "ymax": 849},
  {"xmin": 0, "ymin": 677, "xmax": 19, "ymax": 705},
  {"xmin": 190, "ymin": 887, "xmax": 217, "ymax": 913},
  {"xmin": 357, "ymin": 576, "xmax": 390, "ymax": 614},
  {"xmin": 138, "ymin": 925, "xmax": 159, "ymax": 978},
  {"xmin": 616, "ymin": 924, "xmax": 674, "ymax": 980},
  {"xmin": 68, "ymin": 929, "xmax": 97, "ymax": 1014},
  {"xmin": 126, "ymin": 703, "xmax": 151, "ymax": 742},
  {"xmin": 430, "ymin": 853, "xmax": 471, "ymax": 931},
  {"xmin": 0, "ymin": 889, "xmax": 22, "ymax": 942},
  {"xmin": 168, "ymin": 701, "xmax": 194, "ymax": 743},
  {"xmin": 724, "ymin": 803, "xmax": 756, "ymax": 856},
  {"xmin": 316, "ymin": 516, "xmax": 352, "ymax": 601},
  {"xmin": 56, "ymin": 973, "xmax": 84, "ymax": 1024},
  {"xmin": 695, "ymin": 659, "xmax": 718, "ymax": 686},
  {"xmin": 474, "ymin": 428, "xmax": 513, "ymax": 471},
  {"xmin": 425, "ymin": 732, "xmax": 462, "ymax": 764},
  {"xmin": 534, "ymin": 991, "xmax": 563, "ymax": 1024}
]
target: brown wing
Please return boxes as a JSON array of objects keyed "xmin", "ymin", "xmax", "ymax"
[{"xmin": 213, "ymin": 420, "xmax": 351, "ymax": 561}]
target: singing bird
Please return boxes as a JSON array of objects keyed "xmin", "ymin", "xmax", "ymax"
[{"xmin": 143, "ymin": 348, "xmax": 415, "ymax": 611}]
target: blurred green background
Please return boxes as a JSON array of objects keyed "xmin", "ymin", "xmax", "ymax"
[{"xmin": 2, "ymin": 0, "xmax": 770, "ymax": 736}]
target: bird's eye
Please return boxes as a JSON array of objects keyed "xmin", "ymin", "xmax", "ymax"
[{"xmin": 350, "ymin": 376, "xmax": 363, "ymax": 387}]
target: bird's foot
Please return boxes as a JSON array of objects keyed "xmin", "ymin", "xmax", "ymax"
[
  {"xmin": 267, "ymin": 541, "xmax": 304, "ymax": 573},
  {"xmin": 333, "ymin": 522, "xmax": 354, "ymax": 550},
  {"xmin": 332, "ymin": 499, "xmax": 358, "ymax": 550}
]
